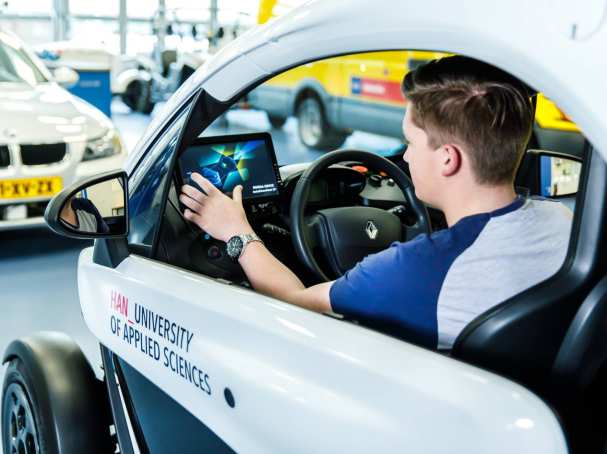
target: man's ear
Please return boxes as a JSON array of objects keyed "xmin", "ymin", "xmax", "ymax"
[{"xmin": 440, "ymin": 144, "xmax": 461, "ymax": 177}]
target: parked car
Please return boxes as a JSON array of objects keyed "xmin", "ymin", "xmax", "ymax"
[
  {"xmin": 3, "ymin": 1, "xmax": 607, "ymax": 453},
  {"xmin": 248, "ymin": 0, "xmax": 585, "ymax": 155},
  {"xmin": 0, "ymin": 30, "xmax": 124, "ymax": 230},
  {"xmin": 36, "ymin": 40, "xmax": 209, "ymax": 115}
]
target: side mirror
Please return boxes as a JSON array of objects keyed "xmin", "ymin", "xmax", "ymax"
[
  {"xmin": 516, "ymin": 149, "xmax": 582, "ymax": 198},
  {"xmin": 53, "ymin": 66, "xmax": 79, "ymax": 88},
  {"xmin": 539, "ymin": 154, "xmax": 582, "ymax": 197},
  {"xmin": 45, "ymin": 170, "xmax": 128, "ymax": 239}
]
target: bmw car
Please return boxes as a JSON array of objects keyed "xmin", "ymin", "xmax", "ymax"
[
  {"xmin": 0, "ymin": 30, "xmax": 124, "ymax": 230},
  {"xmin": 2, "ymin": 1, "xmax": 607, "ymax": 453}
]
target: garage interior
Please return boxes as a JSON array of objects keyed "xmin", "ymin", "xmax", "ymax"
[{"xmin": 0, "ymin": 1, "xmax": 596, "ymax": 453}]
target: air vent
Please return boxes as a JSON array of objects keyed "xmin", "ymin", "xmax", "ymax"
[
  {"xmin": 20, "ymin": 143, "xmax": 67, "ymax": 166},
  {"xmin": 0, "ymin": 145, "xmax": 10, "ymax": 168}
]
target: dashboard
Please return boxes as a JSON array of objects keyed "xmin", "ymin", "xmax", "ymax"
[{"xmin": 165, "ymin": 133, "xmax": 446, "ymax": 286}]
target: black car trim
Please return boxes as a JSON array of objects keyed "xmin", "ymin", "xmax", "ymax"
[
  {"xmin": 113, "ymin": 355, "xmax": 152, "ymax": 454},
  {"xmin": 152, "ymin": 89, "xmax": 233, "ymax": 259},
  {"xmin": 100, "ymin": 345, "xmax": 138, "ymax": 454}
]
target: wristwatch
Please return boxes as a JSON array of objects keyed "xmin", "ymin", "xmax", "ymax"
[{"xmin": 225, "ymin": 233, "xmax": 263, "ymax": 261}]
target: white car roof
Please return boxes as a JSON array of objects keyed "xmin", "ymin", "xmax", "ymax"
[{"xmin": 126, "ymin": 0, "xmax": 607, "ymax": 172}]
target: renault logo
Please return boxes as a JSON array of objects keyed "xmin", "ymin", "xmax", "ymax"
[{"xmin": 365, "ymin": 220, "xmax": 378, "ymax": 240}]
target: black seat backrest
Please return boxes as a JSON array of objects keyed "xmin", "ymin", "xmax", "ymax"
[
  {"xmin": 552, "ymin": 274, "xmax": 607, "ymax": 402},
  {"xmin": 451, "ymin": 147, "xmax": 607, "ymax": 393},
  {"xmin": 550, "ymin": 275, "xmax": 607, "ymax": 454}
]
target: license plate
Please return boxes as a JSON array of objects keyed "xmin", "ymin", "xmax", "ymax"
[{"xmin": 0, "ymin": 177, "xmax": 62, "ymax": 199}]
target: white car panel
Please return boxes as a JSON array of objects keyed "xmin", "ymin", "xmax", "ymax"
[
  {"xmin": 78, "ymin": 248, "xmax": 567, "ymax": 453},
  {"xmin": 0, "ymin": 83, "xmax": 110, "ymax": 144}
]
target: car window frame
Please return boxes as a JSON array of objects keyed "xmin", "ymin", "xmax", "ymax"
[{"xmin": 127, "ymin": 90, "xmax": 201, "ymax": 257}]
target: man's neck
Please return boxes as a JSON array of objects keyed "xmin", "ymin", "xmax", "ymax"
[{"xmin": 441, "ymin": 184, "xmax": 518, "ymax": 227}]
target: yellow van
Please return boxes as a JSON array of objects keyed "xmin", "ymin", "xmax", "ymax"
[{"xmin": 249, "ymin": 0, "xmax": 584, "ymax": 154}]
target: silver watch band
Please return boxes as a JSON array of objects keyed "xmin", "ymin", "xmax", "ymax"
[{"xmin": 239, "ymin": 233, "xmax": 263, "ymax": 258}]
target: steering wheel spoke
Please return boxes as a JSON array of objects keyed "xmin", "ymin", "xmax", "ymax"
[
  {"xmin": 303, "ymin": 213, "xmax": 323, "ymax": 249},
  {"xmin": 388, "ymin": 204, "xmax": 428, "ymax": 241}
]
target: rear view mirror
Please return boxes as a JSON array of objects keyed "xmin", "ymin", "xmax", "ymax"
[
  {"xmin": 45, "ymin": 170, "xmax": 128, "ymax": 239},
  {"xmin": 540, "ymin": 155, "xmax": 582, "ymax": 197}
]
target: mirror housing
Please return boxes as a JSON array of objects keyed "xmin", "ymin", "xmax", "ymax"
[
  {"xmin": 516, "ymin": 149, "xmax": 582, "ymax": 198},
  {"xmin": 53, "ymin": 66, "xmax": 79, "ymax": 88},
  {"xmin": 45, "ymin": 170, "xmax": 128, "ymax": 240}
]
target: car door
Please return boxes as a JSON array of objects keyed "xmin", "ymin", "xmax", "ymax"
[{"xmin": 76, "ymin": 104, "xmax": 568, "ymax": 454}]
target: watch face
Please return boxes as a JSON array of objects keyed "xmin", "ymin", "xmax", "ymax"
[{"xmin": 226, "ymin": 236, "xmax": 244, "ymax": 259}]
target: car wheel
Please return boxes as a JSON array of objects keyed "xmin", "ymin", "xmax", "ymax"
[
  {"xmin": 2, "ymin": 354, "xmax": 112, "ymax": 454},
  {"xmin": 2, "ymin": 359, "xmax": 46, "ymax": 453},
  {"xmin": 267, "ymin": 114, "xmax": 287, "ymax": 129},
  {"xmin": 296, "ymin": 97, "xmax": 349, "ymax": 150},
  {"xmin": 122, "ymin": 80, "xmax": 155, "ymax": 114}
]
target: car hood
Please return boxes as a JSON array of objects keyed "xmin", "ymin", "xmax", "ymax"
[{"xmin": 0, "ymin": 82, "xmax": 112, "ymax": 144}]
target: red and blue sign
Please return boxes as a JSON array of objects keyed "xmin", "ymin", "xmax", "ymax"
[{"xmin": 351, "ymin": 76, "xmax": 406, "ymax": 104}]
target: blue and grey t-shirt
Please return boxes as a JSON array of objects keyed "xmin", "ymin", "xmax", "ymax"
[{"xmin": 329, "ymin": 197, "xmax": 572, "ymax": 349}]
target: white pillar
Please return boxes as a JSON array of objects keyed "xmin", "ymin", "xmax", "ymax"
[
  {"xmin": 119, "ymin": 0, "xmax": 127, "ymax": 55},
  {"xmin": 209, "ymin": 0, "xmax": 219, "ymax": 50},
  {"xmin": 155, "ymin": 0, "xmax": 167, "ymax": 66},
  {"xmin": 53, "ymin": 0, "xmax": 70, "ymax": 41}
]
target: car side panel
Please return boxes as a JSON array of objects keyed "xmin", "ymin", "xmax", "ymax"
[
  {"xmin": 116, "ymin": 357, "xmax": 235, "ymax": 453},
  {"xmin": 78, "ymin": 248, "xmax": 567, "ymax": 454}
]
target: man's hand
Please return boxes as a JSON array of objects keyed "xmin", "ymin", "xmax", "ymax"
[
  {"xmin": 179, "ymin": 173, "xmax": 252, "ymax": 242},
  {"xmin": 180, "ymin": 172, "xmax": 333, "ymax": 314}
]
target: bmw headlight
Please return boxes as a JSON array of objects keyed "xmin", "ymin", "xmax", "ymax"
[{"xmin": 82, "ymin": 128, "xmax": 123, "ymax": 161}]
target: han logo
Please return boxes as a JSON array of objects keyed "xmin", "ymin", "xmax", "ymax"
[
  {"xmin": 110, "ymin": 290, "xmax": 129, "ymax": 317},
  {"xmin": 365, "ymin": 220, "xmax": 378, "ymax": 240}
]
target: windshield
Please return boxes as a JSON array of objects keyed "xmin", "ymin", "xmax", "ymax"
[{"xmin": 0, "ymin": 38, "xmax": 47, "ymax": 85}]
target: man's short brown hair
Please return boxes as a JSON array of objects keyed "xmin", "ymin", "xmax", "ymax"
[{"xmin": 402, "ymin": 56, "xmax": 533, "ymax": 185}]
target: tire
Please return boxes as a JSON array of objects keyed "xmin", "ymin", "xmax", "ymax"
[
  {"xmin": 2, "ymin": 356, "xmax": 112, "ymax": 454},
  {"xmin": 122, "ymin": 80, "xmax": 155, "ymax": 114},
  {"xmin": 2, "ymin": 359, "xmax": 43, "ymax": 453},
  {"xmin": 267, "ymin": 114, "xmax": 287, "ymax": 129},
  {"xmin": 296, "ymin": 96, "xmax": 349, "ymax": 150}
]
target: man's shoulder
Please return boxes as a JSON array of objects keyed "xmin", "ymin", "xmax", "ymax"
[
  {"xmin": 505, "ymin": 196, "xmax": 573, "ymax": 234},
  {"xmin": 525, "ymin": 196, "xmax": 573, "ymax": 217}
]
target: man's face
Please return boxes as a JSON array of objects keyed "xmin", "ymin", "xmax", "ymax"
[{"xmin": 402, "ymin": 108, "xmax": 441, "ymax": 205}]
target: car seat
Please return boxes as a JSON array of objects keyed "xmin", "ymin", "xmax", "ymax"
[
  {"xmin": 550, "ymin": 274, "xmax": 607, "ymax": 453},
  {"xmin": 451, "ymin": 146, "xmax": 607, "ymax": 396}
]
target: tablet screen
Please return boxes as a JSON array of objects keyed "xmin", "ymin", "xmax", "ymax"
[{"xmin": 180, "ymin": 133, "xmax": 281, "ymax": 200}]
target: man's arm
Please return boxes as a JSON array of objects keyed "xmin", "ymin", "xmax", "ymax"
[
  {"xmin": 180, "ymin": 173, "xmax": 333, "ymax": 313},
  {"xmin": 238, "ymin": 241, "xmax": 332, "ymax": 312}
]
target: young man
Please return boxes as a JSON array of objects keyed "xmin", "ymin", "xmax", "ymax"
[{"xmin": 179, "ymin": 56, "xmax": 572, "ymax": 349}]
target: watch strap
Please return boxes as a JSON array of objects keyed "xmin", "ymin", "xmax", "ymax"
[{"xmin": 239, "ymin": 233, "xmax": 263, "ymax": 258}]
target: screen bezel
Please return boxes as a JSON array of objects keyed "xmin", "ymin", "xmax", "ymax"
[{"xmin": 177, "ymin": 131, "xmax": 283, "ymax": 203}]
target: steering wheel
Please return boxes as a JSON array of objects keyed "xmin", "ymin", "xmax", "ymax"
[{"xmin": 290, "ymin": 149, "xmax": 431, "ymax": 282}]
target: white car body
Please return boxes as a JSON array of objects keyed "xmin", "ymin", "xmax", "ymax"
[
  {"xmin": 47, "ymin": 0, "xmax": 607, "ymax": 454},
  {"xmin": 0, "ymin": 30, "xmax": 125, "ymax": 230},
  {"xmin": 75, "ymin": 0, "xmax": 607, "ymax": 452}
]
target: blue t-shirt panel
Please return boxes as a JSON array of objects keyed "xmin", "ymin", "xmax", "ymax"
[{"xmin": 329, "ymin": 211, "xmax": 495, "ymax": 348}]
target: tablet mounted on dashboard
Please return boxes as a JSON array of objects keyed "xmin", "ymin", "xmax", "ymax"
[{"xmin": 178, "ymin": 132, "xmax": 282, "ymax": 203}]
